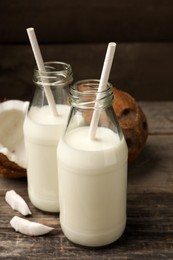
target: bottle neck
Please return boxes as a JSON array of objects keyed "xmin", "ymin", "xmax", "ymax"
[
  {"xmin": 70, "ymin": 79, "xmax": 114, "ymax": 110},
  {"xmin": 30, "ymin": 62, "xmax": 73, "ymax": 107},
  {"xmin": 33, "ymin": 61, "xmax": 73, "ymax": 88}
]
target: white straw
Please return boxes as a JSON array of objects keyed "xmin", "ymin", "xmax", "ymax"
[
  {"xmin": 88, "ymin": 42, "xmax": 116, "ymax": 140},
  {"xmin": 26, "ymin": 27, "xmax": 58, "ymax": 116}
]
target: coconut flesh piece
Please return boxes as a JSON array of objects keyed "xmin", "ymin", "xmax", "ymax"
[
  {"xmin": 10, "ymin": 216, "xmax": 54, "ymax": 236},
  {"xmin": 5, "ymin": 190, "xmax": 32, "ymax": 216},
  {"xmin": 0, "ymin": 100, "xmax": 29, "ymax": 178}
]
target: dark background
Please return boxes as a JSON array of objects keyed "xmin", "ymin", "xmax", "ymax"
[{"xmin": 0, "ymin": 0, "xmax": 173, "ymax": 101}]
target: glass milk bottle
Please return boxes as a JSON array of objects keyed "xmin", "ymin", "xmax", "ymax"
[
  {"xmin": 57, "ymin": 79, "xmax": 128, "ymax": 247},
  {"xmin": 23, "ymin": 61, "xmax": 73, "ymax": 212}
]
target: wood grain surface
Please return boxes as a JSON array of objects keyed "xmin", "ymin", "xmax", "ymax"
[
  {"xmin": 1, "ymin": 0, "xmax": 173, "ymax": 43},
  {"xmin": 0, "ymin": 102, "xmax": 173, "ymax": 259},
  {"xmin": 1, "ymin": 43, "xmax": 173, "ymax": 101}
]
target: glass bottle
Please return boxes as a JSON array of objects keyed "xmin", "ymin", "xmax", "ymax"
[
  {"xmin": 23, "ymin": 61, "xmax": 73, "ymax": 212},
  {"xmin": 57, "ymin": 79, "xmax": 128, "ymax": 247}
]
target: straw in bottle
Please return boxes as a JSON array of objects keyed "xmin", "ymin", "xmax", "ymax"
[
  {"xmin": 26, "ymin": 27, "xmax": 58, "ymax": 117},
  {"xmin": 88, "ymin": 42, "xmax": 116, "ymax": 140}
]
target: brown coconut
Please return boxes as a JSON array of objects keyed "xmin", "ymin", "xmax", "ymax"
[{"xmin": 113, "ymin": 88, "xmax": 148, "ymax": 163}]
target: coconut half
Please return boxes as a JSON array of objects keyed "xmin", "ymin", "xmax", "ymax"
[{"xmin": 0, "ymin": 100, "xmax": 29, "ymax": 178}]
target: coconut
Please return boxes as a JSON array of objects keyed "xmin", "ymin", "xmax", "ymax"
[
  {"xmin": 0, "ymin": 100, "xmax": 29, "ymax": 178},
  {"xmin": 113, "ymin": 88, "xmax": 148, "ymax": 163}
]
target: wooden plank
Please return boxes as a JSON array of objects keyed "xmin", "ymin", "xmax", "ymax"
[
  {"xmin": 128, "ymin": 135, "xmax": 173, "ymax": 194},
  {"xmin": 0, "ymin": 44, "xmax": 173, "ymax": 101},
  {"xmin": 0, "ymin": 192, "xmax": 172, "ymax": 259},
  {"xmin": 128, "ymin": 102, "xmax": 173, "ymax": 193},
  {"xmin": 1, "ymin": 0, "xmax": 173, "ymax": 43},
  {"xmin": 140, "ymin": 102, "xmax": 173, "ymax": 134},
  {"xmin": 0, "ymin": 102, "xmax": 173, "ymax": 258}
]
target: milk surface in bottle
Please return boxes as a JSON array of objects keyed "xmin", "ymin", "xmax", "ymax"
[
  {"xmin": 23, "ymin": 61, "xmax": 73, "ymax": 212},
  {"xmin": 57, "ymin": 79, "xmax": 128, "ymax": 247}
]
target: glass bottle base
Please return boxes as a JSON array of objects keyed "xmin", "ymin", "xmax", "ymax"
[
  {"xmin": 60, "ymin": 219, "xmax": 126, "ymax": 247},
  {"xmin": 28, "ymin": 189, "xmax": 59, "ymax": 213}
]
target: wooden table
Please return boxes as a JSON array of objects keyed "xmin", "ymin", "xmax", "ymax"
[{"xmin": 0, "ymin": 102, "xmax": 173, "ymax": 259}]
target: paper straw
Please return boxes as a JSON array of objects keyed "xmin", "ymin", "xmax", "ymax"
[
  {"xmin": 88, "ymin": 42, "xmax": 116, "ymax": 140},
  {"xmin": 26, "ymin": 27, "xmax": 58, "ymax": 116}
]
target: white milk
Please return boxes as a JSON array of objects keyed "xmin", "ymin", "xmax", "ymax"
[
  {"xmin": 23, "ymin": 104, "xmax": 70, "ymax": 212},
  {"xmin": 58, "ymin": 126, "xmax": 128, "ymax": 247}
]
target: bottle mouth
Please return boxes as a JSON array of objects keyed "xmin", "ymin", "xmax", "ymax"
[
  {"xmin": 70, "ymin": 79, "xmax": 114, "ymax": 109},
  {"xmin": 33, "ymin": 61, "xmax": 73, "ymax": 86}
]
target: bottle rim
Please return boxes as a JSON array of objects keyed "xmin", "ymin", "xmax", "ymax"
[
  {"xmin": 33, "ymin": 61, "xmax": 73, "ymax": 86},
  {"xmin": 70, "ymin": 79, "xmax": 114, "ymax": 109}
]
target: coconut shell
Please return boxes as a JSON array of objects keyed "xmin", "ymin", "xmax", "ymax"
[
  {"xmin": 113, "ymin": 88, "xmax": 148, "ymax": 163},
  {"xmin": 0, "ymin": 153, "xmax": 26, "ymax": 178},
  {"xmin": 0, "ymin": 100, "xmax": 29, "ymax": 178}
]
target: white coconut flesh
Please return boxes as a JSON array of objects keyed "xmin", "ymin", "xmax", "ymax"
[{"xmin": 0, "ymin": 100, "xmax": 29, "ymax": 169}]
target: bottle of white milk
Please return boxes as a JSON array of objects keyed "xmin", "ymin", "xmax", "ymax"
[
  {"xmin": 23, "ymin": 61, "xmax": 73, "ymax": 212},
  {"xmin": 57, "ymin": 79, "xmax": 128, "ymax": 247}
]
